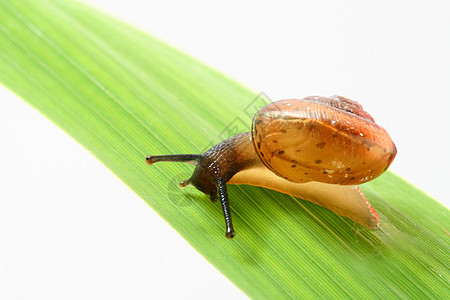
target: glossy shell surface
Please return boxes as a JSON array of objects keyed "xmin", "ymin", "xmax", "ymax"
[{"xmin": 251, "ymin": 95, "xmax": 397, "ymax": 185}]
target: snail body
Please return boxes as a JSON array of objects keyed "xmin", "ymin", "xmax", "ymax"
[{"xmin": 146, "ymin": 95, "xmax": 396, "ymax": 238}]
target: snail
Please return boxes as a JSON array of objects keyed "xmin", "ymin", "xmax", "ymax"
[{"xmin": 146, "ymin": 95, "xmax": 397, "ymax": 238}]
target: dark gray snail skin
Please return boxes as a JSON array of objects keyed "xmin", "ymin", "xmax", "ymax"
[
  {"xmin": 146, "ymin": 132, "xmax": 257, "ymax": 238},
  {"xmin": 146, "ymin": 95, "xmax": 397, "ymax": 239}
]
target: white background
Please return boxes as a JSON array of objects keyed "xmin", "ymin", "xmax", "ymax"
[{"xmin": 1, "ymin": 1, "xmax": 449, "ymax": 299}]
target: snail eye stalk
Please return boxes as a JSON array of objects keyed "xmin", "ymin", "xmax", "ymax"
[
  {"xmin": 216, "ymin": 177, "xmax": 235, "ymax": 239},
  {"xmin": 146, "ymin": 154, "xmax": 203, "ymax": 166}
]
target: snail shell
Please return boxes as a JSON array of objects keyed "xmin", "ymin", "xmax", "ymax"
[{"xmin": 252, "ymin": 95, "xmax": 396, "ymax": 185}]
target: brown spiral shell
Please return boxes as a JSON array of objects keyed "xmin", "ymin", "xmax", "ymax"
[{"xmin": 252, "ymin": 95, "xmax": 397, "ymax": 185}]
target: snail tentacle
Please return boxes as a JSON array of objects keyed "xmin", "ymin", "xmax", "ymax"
[
  {"xmin": 209, "ymin": 187, "xmax": 218, "ymax": 203},
  {"xmin": 216, "ymin": 177, "xmax": 235, "ymax": 239},
  {"xmin": 146, "ymin": 154, "xmax": 203, "ymax": 166}
]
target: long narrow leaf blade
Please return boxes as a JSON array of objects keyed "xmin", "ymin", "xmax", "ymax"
[{"xmin": 0, "ymin": 0, "xmax": 448, "ymax": 298}]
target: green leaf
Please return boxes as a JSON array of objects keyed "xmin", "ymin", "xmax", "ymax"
[{"xmin": 0, "ymin": 0, "xmax": 448, "ymax": 298}]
